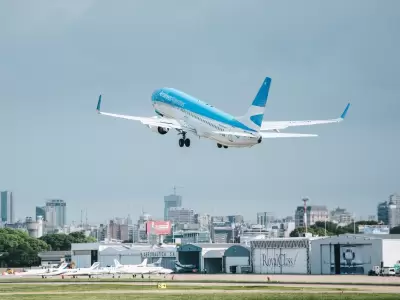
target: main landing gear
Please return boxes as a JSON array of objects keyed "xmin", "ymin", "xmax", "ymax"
[
  {"xmin": 178, "ymin": 132, "xmax": 191, "ymax": 147},
  {"xmin": 217, "ymin": 143, "xmax": 228, "ymax": 149}
]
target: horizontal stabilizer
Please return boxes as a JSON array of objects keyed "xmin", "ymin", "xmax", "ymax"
[{"xmin": 260, "ymin": 103, "xmax": 350, "ymax": 131}]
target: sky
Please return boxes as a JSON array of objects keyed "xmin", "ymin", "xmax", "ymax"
[{"xmin": 1, "ymin": 0, "xmax": 399, "ymax": 224}]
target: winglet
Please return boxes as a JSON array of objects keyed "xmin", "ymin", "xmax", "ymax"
[
  {"xmin": 96, "ymin": 95, "xmax": 102, "ymax": 112},
  {"xmin": 340, "ymin": 103, "xmax": 350, "ymax": 119}
]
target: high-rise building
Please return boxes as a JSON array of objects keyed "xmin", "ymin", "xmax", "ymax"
[
  {"xmin": 36, "ymin": 206, "xmax": 46, "ymax": 220},
  {"xmin": 1, "ymin": 191, "xmax": 14, "ymax": 224},
  {"xmin": 330, "ymin": 207, "xmax": 353, "ymax": 225},
  {"xmin": 164, "ymin": 194, "xmax": 182, "ymax": 221},
  {"xmin": 257, "ymin": 212, "xmax": 275, "ymax": 226},
  {"xmin": 377, "ymin": 201, "xmax": 389, "ymax": 224},
  {"xmin": 45, "ymin": 199, "xmax": 66, "ymax": 228},
  {"xmin": 168, "ymin": 207, "xmax": 194, "ymax": 224},
  {"xmin": 295, "ymin": 205, "xmax": 329, "ymax": 228}
]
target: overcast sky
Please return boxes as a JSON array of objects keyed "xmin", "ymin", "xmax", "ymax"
[{"xmin": 1, "ymin": 0, "xmax": 399, "ymax": 224}]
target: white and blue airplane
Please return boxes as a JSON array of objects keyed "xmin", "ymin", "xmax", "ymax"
[{"xmin": 96, "ymin": 77, "xmax": 350, "ymax": 148}]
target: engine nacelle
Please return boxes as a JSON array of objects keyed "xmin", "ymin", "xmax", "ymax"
[{"xmin": 147, "ymin": 125, "xmax": 169, "ymax": 135}]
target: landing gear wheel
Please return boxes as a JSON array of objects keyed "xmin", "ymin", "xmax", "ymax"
[
  {"xmin": 179, "ymin": 139, "xmax": 184, "ymax": 147},
  {"xmin": 217, "ymin": 143, "xmax": 222, "ymax": 148},
  {"xmin": 184, "ymin": 138, "xmax": 191, "ymax": 147},
  {"xmin": 223, "ymin": 146, "xmax": 228, "ymax": 149}
]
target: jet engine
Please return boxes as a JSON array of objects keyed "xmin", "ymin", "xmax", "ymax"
[{"xmin": 147, "ymin": 125, "xmax": 169, "ymax": 135}]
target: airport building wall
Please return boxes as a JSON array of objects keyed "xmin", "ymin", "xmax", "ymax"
[
  {"xmin": 177, "ymin": 243, "xmax": 250, "ymax": 274},
  {"xmin": 71, "ymin": 243, "xmax": 177, "ymax": 269},
  {"xmin": 250, "ymin": 238, "xmax": 312, "ymax": 274},
  {"xmin": 310, "ymin": 235, "xmax": 400, "ymax": 275}
]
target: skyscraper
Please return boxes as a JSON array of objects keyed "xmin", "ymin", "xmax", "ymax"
[
  {"xmin": 45, "ymin": 199, "xmax": 66, "ymax": 228},
  {"xmin": 164, "ymin": 194, "xmax": 182, "ymax": 221},
  {"xmin": 1, "ymin": 191, "xmax": 14, "ymax": 224}
]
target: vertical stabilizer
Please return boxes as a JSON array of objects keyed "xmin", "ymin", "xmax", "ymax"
[{"xmin": 236, "ymin": 77, "xmax": 271, "ymax": 132}]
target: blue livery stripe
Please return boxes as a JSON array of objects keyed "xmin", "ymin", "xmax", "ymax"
[
  {"xmin": 252, "ymin": 77, "xmax": 271, "ymax": 107},
  {"xmin": 250, "ymin": 114, "xmax": 263, "ymax": 127},
  {"xmin": 152, "ymin": 88, "xmax": 257, "ymax": 132}
]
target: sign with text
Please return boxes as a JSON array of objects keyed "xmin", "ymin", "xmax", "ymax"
[
  {"xmin": 141, "ymin": 251, "xmax": 176, "ymax": 258},
  {"xmin": 146, "ymin": 220, "xmax": 172, "ymax": 235}
]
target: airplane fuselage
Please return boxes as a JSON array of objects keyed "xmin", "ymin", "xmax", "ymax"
[{"xmin": 151, "ymin": 88, "xmax": 262, "ymax": 148}]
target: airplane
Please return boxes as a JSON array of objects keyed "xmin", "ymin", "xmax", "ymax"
[
  {"xmin": 147, "ymin": 258, "xmax": 162, "ymax": 267},
  {"xmin": 32, "ymin": 263, "xmax": 73, "ymax": 278},
  {"xmin": 174, "ymin": 261, "xmax": 198, "ymax": 273},
  {"xmin": 14, "ymin": 264, "xmax": 66, "ymax": 276},
  {"xmin": 62, "ymin": 262, "xmax": 100, "ymax": 278},
  {"xmin": 96, "ymin": 77, "xmax": 350, "ymax": 149},
  {"xmin": 113, "ymin": 258, "xmax": 147, "ymax": 274}
]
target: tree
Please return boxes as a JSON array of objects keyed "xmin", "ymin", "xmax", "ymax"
[
  {"xmin": 0, "ymin": 228, "xmax": 49, "ymax": 267},
  {"xmin": 39, "ymin": 231, "xmax": 96, "ymax": 251},
  {"xmin": 290, "ymin": 220, "xmax": 380, "ymax": 237}
]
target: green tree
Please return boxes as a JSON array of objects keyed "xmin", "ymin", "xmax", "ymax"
[
  {"xmin": 0, "ymin": 228, "xmax": 49, "ymax": 267},
  {"xmin": 39, "ymin": 231, "xmax": 96, "ymax": 251}
]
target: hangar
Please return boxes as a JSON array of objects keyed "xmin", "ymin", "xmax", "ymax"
[
  {"xmin": 71, "ymin": 243, "xmax": 177, "ymax": 269},
  {"xmin": 177, "ymin": 243, "xmax": 250, "ymax": 274},
  {"xmin": 251, "ymin": 238, "xmax": 313, "ymax": 274},
  {"xmin": 310, "ymin": 234, "xmax": 400, "ymax": 275},
  {"xmin": 224, "ymin": 245, "xmax": 251, "ymax": 274}
]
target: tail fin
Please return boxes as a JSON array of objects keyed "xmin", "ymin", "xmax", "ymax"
[
  {"xmin": 114, "ymin": 259, "xmax": 121, "ymax": 268},
  {"xmin": 236, "ymin": 77, "xmax": 271, "ymax": 132},
  {"xmin": 139, "ymin": 258, "xmax": 148, "ymax": 266}
]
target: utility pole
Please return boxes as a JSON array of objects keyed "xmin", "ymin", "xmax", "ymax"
[{"xmin": 302, "ymin": 198, "xmax": 309, "ymax": 234}]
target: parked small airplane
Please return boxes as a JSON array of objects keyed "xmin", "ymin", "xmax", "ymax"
[
  {"xmin": 62, "ymin": 262, "xmax": 101, "ymax": 278},
  {"xmin": 96, "ymin": 77, "xmax": 350, "ymax": 148}
]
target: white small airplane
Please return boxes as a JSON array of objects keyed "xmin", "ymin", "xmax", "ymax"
[
  {"xmin": 14, "ymin": 265, "xmax": 64, "ymax": 276},
  {"xmin": 113, "ymin": 258, "xmax": 147, "ymax": 274},
  {"xmin": 147, "ymin": 258, "xmax": 162, "ymax": 267},
  {"xmin": 32, "ymin": 263, "xmax": 72, "ymax": 278},
  {"xmin": 62, "ymin": 262, "xmax": 100, "ymax": 278},
  {"xmin": 96, "ymin": 76, "xmax": 350, "ymax": 149}
]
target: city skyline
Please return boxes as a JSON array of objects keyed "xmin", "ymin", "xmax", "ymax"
[
  {"xmin": 1, "ymin": 1, "xmax": 399, "ymax": 222},
  {"xmin": 1, "ymin": 187, "xmax": 396, "ymax": 225}
]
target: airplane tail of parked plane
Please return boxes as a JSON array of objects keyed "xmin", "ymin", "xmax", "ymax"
[
  {"xmin": 114, "ymin": 259, "xmax": 122, "ymax": 268},
  {"xmin": 90, "ymin": 262, "xmax": 100, "ymax": 269},
  {"xmin": 236, "ymin": 77, "xmax": 271, "ymax": 132}
]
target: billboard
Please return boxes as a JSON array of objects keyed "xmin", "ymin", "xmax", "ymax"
[
  {"xmin": 146, "ymin": 220, "xmax": 172, "ymax": 235},
  {"xmin": 252, "ymin": 248, "xmax": 308, "ymax": 274},
  {"xmin": 358, "ymin": 225, "xmax": 390, "ymax": 234}
]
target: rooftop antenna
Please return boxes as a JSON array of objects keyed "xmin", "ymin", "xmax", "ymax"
[{"xmin": 85, "ymin": 209, "xmax": 88, "ymax": 227}]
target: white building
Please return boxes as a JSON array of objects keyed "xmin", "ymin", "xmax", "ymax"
[
  {"xmin": 250, "ymin": 238, "xmax": 317, "ymax": 274},
  {"xmin": 310, "ymin": 234, "xmax": 400, "ymax": 275}
]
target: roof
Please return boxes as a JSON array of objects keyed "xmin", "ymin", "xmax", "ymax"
[
  {"xmin": 203, "ymin": 249, "xmax": 225, "ymax": 258},
  {"xmin": 178, "ymin": 243, "xmax": 232, "ymax": 252},
  {"xmin": 178, "ymin": 243, "xmax": 236, "ymax": 252},
  {"xmin": 224, "ymin": 245, "xmax": 250, "ymax": 257}
]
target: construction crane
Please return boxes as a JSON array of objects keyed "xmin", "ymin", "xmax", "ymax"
[{"xmin": 173, "ymin": 185, "xmax": 184, "ymax": 195}]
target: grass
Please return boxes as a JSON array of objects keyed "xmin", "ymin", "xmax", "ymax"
[
  {"xmin": 1, "ymin": 277, "xmax": 400, "ymax": 286},
  {"xmin": 2, "ymin": 293, "xmax": 400, "ymax": 300},
  {"xmin": 0, "ymin": 283, "xmax": 360, "ymax": 293}
]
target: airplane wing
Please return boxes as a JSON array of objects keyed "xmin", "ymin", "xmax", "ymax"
[
  {"xmin": 212, "ymin": 131, "xmax": 318, "ymax": 138},
  {"xmin": 260, "ymin": 103, "xmax": 350, "ymax": 131},
  {"xmin": 96, "ymin": 95, "xmax": 185, "ymax": 130}
]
